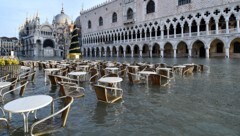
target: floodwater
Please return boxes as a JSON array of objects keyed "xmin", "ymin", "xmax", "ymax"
[{"xmin": 1, "ymin": 57, "xmax": 240, "ymax": 136}]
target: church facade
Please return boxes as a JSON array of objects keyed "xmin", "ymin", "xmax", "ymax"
[
  {"xmin": 80, "ymin": 0, "xmax": 240, "ymax": 58},
  {"xmin": 19, "ymin": 7, "xmax": 74, "ymax": 57}
]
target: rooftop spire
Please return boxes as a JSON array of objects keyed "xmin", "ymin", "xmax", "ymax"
[{"xmin": 61, "ymin": 3, "xmax": 64, "ymax": 14}]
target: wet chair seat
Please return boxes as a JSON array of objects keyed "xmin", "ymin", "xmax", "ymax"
[{"xmin": 93, "ymin": 85, "xmax": 123, "ymax": 103}]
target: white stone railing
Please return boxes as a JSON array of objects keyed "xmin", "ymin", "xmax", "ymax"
[
  {"xmin": 176, "ymin": 34, "xmax": 181, "ymax": 38},
  {"xmin": 192, "ymin": 32, "xmax": 198, "ymax": 36},
  {"xmin": 84, "ymin": 27, "xmax": 240, "ymax": 46},
  {"xmin": 218, "ymin": 29, "xmax": 226, "ymax": 34},
  {"xmin": 209, "ymin": 30, "xmax": 216, "ymax": 35}
]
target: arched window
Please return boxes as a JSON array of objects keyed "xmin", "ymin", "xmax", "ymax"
[
  {"xmin": 112, "ymin": 12, "xmax": 117, "ymax": 23},
  {"xmin": 146, "ymin": 0, "xmax": 155, "ymax": 14},
  {"xmin": 99, "ymin": 17, "xmax": 103, "ymax": 26},
  {"xmin": 127, "ymin": 8, "xmax": 133, "ymax": 20},
  {"xmin": 88, "ymin": 20, "xmax": 91, "ymax": 29}
]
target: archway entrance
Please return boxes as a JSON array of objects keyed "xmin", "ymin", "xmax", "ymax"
[
  {"xmin": 152, "ymin": 43, "xmax": 160, "ymax": 57},
  {"xmin": 164, "ymin": 43, "xmax": 173, "ymax": 58},
  {"xmin": 119, "ymin": 46, "xmax": 124, "ymax": 57},
  {"xmin": 126, "ymin": 45, "xmax": 131, "ymax": 57},
  {"xmin": 142, "ymin": 44, "xmax": 149, "ymax": 57},
  {"xmin": 230, "ymin": 38, "xmax": 240, "ymax": 58},
  {"xmin": 133, "ymin": 45, "xmax": 139, "ymax": 57},
  {"xmin": 177, "ymin": 42, "xmax": 188, "ymax": 58},
  {"xmin": 43, "ymin": 39, "xmax": 54, "ymax": 56},
  {"xmin": 192, "ymin": 40, "xmax": 205, "ymax": 58},
  {"xmin": 209, "ymin": 39, "xmax": 225, "ymax": 58}
]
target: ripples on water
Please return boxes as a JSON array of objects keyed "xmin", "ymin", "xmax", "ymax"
[{"xmin": 1, "ymin": 57, "xmax": 240, "ymax": 136}]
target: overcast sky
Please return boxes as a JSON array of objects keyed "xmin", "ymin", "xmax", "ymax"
[{"xmin": 0, "ymin": 0, "xmax": 107, "ymax": 37}]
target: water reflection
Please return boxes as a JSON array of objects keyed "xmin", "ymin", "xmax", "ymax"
[{"xmin": 92, "ymin": 102, "xmax": 108, "ymax": 124}]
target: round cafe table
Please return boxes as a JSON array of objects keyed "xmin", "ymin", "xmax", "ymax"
[
  {"xmin": 44, "ymin": 68, "xmax": 60, "ymax": 82},
  {"xmin": 98, "ymin": 77, "xmax": 123, "ymax": 88},
  {"xmin": 68, "ymin": 71, "xmax": 87, "ymax": 85},
  {"xmin": 138, "ymin": 71, "xmax": 157, "ymax": 85},
  {"xmin": 105, "ymin": 67, "xmax": 119, "ymax": 74},
  {"xmin": 4, "ymin": 95, "xmax": 53, "ymax": 133}
]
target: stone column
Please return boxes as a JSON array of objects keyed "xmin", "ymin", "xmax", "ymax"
[
  {"xmin": 225, "ymin": 47, "xmax": 229, "ymax": 58},
  {"xmin": 237, "ymin": 19, "xmax": 240, "ymax": 32},
  {"xmin": 188, "ymin": 48, "xmax": 192, "ymax": 57},
  {"xmin": 132, "ymin": 33, "xmax": 134, "ymax": 42},
  {"xmin": 124, "ymin": 34, "xmax": 126, "ymax": 43},
  {"xmin": 189, "ymin": 25, "xmax": 192, "ymax": 37},
  {"xmin": 140, "ymin": 50, "xmax": 142, "ymax": 57},
  {"xmin": 145, "ymin": 30, "xmax": 147, "ymax": 41},
  {"xmin": 149, "ymin": 30, "xmax": 152, "ymax": 40},
  {"xmin": 113, "ymin": 35, "xmax": 115, "ymax": 44},
  {"xmin": 149, "ymin": 50, "xmax": 152, "ymax": 58},
  {"xmin": 167, "ymin": 28, "xmax": 169, "ymax": 39},
  {"xmin": 128, "ymin": 34, "xmax": 130, "ymax": 43},
  {"xmin": 116, "ymin": 49, "xmax": 119, "ymax": 57},
  {"xmin": 216, "ymin": 21, "xmax": 219, "ymax": 34},
  {"xmin": 174, "ymin": 26, "xmax": 176, "ymax": 38},
  {"xmin": 136, "ymin": 33, "xmax": 138, "ymax": 41},
  {"xmin": 131, "ymin": 50, "xmax": 134, "ymax": 58},
  {"xmin": 173, "ymin": 49, "xmax": 177, "ymax": 58},
  {"xmin": 99, "ymin": 51, "xmax": 101, "ymax": 57},
  {"xmin": 155, "ymin": 30, "xmax": 158, "ymax": 40},
  {"xmin": 123, "ymin": 50, "xmax": 126, "ymax": 57},
  {"xmin": 95, "ymin": 50, "xmax": 97, "ymax": 57},
  {"xmin": 205, "ymin": 48, "xmax": 209, "ymax": 58},
  {"xmin": 161, "ymin": 50, "xmax": 164, "ymax": 58},
  {"xmin": 105, "ymin": 51, "xmax": 107, "ymax": 57},
  {"xmin": 206, "ymin": 22, "xmax": 209, "ymax": 35},
  {"xmin": 140, "ymin": 32, "xmax": 142, "ymax": 41},
  {"xmin": 161, "ymin": 29, "xmax": 164, "ymax": 39},
  {"xmin": 197, "ymin": 24, "xmax": 200, "ymax": 36},
  {"xmin": 110, "ymin": 51, "xmax": 113, "ymax": 57},
  {"xmin": 226, "ymin": 20, "xmax": 229, "ymax": 34},
  {"xmin": 181, "ymin": 26, "xmax": 184, "ymax": 38},
  {"xmin": 120, "ymin": 34, "xmax": 122, "ymax": 43}
]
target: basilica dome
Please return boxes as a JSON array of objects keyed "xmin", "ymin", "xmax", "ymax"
[
  {"xmin": 74, "ymin": 16, "xmax": 81, "ymax": 28},
  {"xmin": 54, "ymin": 8, "xmax": 72, "ymax": 25}
]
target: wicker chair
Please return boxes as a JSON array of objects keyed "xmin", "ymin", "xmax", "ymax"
[
  {"xmin": 0, "ymin": 107, "xmax": 8, "ymax": 127},
  {"xmin": 0, "ymin": 74, "xmax": 9, "ymax": 82},
  {"xmin": 58, "ymin": 82, "xmax": 85, "ymax": 98},
  {"xmin": 0, "ymin": 81, "xmax": 28, "ymax": 104},
  {"xmin": 30, "ymin": 96, "xmax": 74, "ymax": 136},
  {"xmin": 93, "ymin": 85, "xmax": 123, "ymax": 103},
  {"xmin": 182, "ymin": 66, "xmax": 194, "ymax": 76},
  {"xmin": 48, "ymin": 75, "xmax": 57, "ymax": 86},
  {"xmin": 89, "ymin": 69, "xmax": 99, "ymax": 84},
  {"xmin": 148, "ymin": 74, "xmax": 170, "ymax": 86},
  {"xmin": 127, "ymin": 72, "xmax": 144, "ymax": 84},
  {"xmin": 55, "ymin": 75, "xmax": 78, "ymax": 84},
  {"xmin": 19, "ymin": 71, "xmax": 36, "ymax": 83},
  {"xmin": 6, "ymin": 77, "xmax": 18, "ymax": 90}
]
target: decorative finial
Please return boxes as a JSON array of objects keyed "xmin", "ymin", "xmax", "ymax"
[
  {"xmin": 81, "ymin": 3, "xmax": 84, "ymax": 11},
  {"xmin": 36, "ymin": 10, "xmax": 39, "ymax": 18},
  {"xmin": 61, "ymin": 3, "xmax": 64, "ymax": 14}
]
